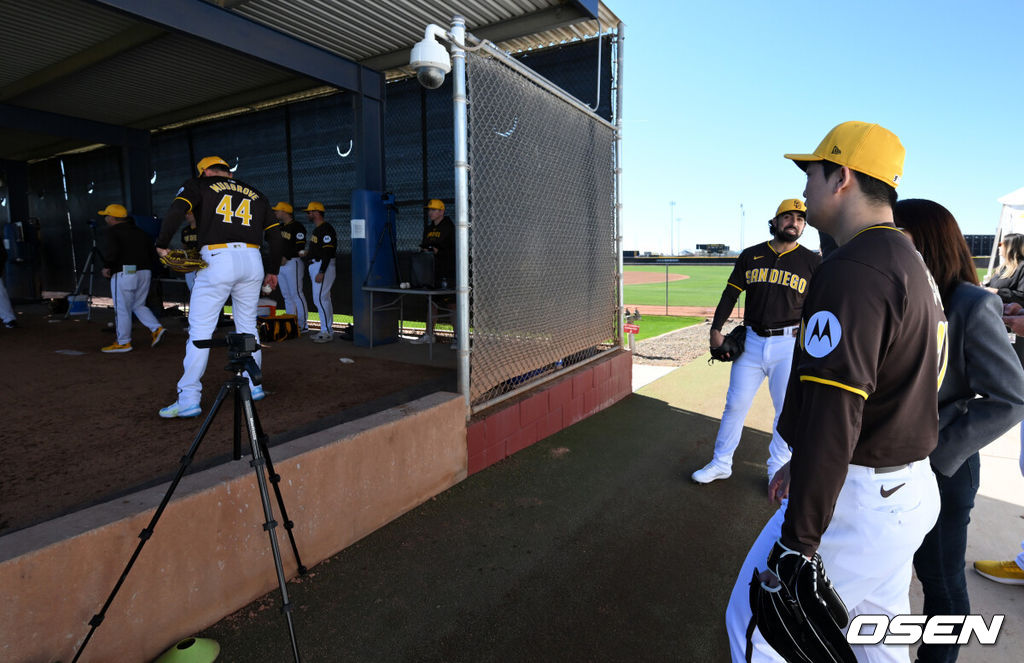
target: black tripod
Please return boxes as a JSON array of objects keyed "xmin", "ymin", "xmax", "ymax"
[
  {"xmin": 72, "ymin": 333, "xmax": 307, "ymax": 663},
  {"xmin": 66, "ymin": 221, "xmax": 105, "ymax": 321}
]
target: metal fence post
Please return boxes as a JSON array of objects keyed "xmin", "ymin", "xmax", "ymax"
[{"xmin": 451, "ymin": 15, "xmax": 471, "ymax": 415}]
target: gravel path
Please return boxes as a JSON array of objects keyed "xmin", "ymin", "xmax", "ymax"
[{"xmin": 631, "ymin": 318, "xmax": 742, "ymax": 367}]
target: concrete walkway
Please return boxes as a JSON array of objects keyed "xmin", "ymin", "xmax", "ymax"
[{"xmin": 194, "ymin": 357, "xmax": 1022, "ymax": 662}]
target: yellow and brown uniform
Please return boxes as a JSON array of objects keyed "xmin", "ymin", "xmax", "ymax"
[
  {"xmin": 711, "ymin": 241, "xmax": 820, "ymax": 332},
  {"xmin": 778, "ymin": 225, "xmax": 949, "ymax": 555}
]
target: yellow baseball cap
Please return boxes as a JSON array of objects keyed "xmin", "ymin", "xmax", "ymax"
[
  {"xmin": 271, "ymin": 202, "xmax": 293, "ymax": 213},
  {"xmin": 303, "ymin": 201, "xmax": 325, "ymax": 213},
  {"xmin": 426, "ymin": 199, "xmax": 445, "ymax": 211},
  {"xmin": 196, "ymin": 156, "xmax": 230, "ymax": 176},
  {"xmin": 775, "ymin": 199, "xmax": 806, "ymax": 217},
  {"xmin": 97, "ymin": 204, "xmax": 128, "ymax": 218},
  {"xmin": 784, "ymin": 121, "xmax": 905, "ymax": 188}
]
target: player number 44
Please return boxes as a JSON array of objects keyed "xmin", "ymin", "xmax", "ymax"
[{"xmin": 215, "ymin": 194, "xmax": 253, "ymax": 227}]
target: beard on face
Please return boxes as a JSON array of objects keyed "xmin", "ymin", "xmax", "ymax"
[{"xmin": 771, "ymin": 223, "xmax": 803, "ymax": 241}]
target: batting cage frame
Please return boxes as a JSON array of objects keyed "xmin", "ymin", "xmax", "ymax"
[{"xmin": 441, "ymin": 17, "xmax": 624, "ymax": 414}]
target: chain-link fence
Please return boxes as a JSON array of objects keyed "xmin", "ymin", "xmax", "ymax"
[{"xmin": 466, "ymin": 47, "xmax": 617, "ymax": 408}]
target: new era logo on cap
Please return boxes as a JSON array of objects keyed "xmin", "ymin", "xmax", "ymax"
[{"xmin": 785, "ymin": 121, "xmax": 905, "ymax": 189}]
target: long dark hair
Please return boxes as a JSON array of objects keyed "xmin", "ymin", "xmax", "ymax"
[{"xmin": 893, "ymin": 198, "xmax": 979, "ymax": 307}]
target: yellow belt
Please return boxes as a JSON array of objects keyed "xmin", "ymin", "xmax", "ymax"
[{"xmin": 205, "ymin": 243, "xmax": 259, "ymax": 250}]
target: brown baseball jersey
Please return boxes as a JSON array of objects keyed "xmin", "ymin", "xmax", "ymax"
[
  {"xmin": 778, "ymin": 224, "xmax": 949, "ymax": 555},
  {"xmin": 279, "ymin": 220, "xmax": 306, "ymax": 260},
  {"xmin": 179, "ymin": 224, "xmax": 199, "ymax": 251},
  {"xmin": 156, "ymin": 175, "xmax": 281, "ymax": 273},
  {"xmin": 308, "ymin": 222, "xmax": 337, "ymax": 273},
  {"xmin": 711, "ymin": 241, "xmax": 821, "ymax": 332}
]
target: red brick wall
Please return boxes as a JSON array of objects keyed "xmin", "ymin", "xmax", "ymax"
[{"xmin": 467, "ymin": 349, "xmax": 632, "ymax": 475}]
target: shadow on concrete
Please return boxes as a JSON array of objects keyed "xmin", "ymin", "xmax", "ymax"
[{"xmin": 199, "ymin": 392, "xmax": 780, "ymax": 662}]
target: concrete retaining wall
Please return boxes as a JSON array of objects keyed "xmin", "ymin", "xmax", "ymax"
[{"xmin": 0, "ymin": 392, "xmax": 467, "ymax": 663}]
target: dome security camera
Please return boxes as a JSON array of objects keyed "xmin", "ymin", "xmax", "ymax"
[
  {"xmin": 410, "ymin": 25, "xmax": 451, "ymax": 90},
  {"xmin": 416, "ymin": 65, "xmax": 447, "ymax": 90}
]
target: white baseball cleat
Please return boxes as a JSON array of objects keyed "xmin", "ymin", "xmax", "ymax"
[
  {"xmin": 312, "ymin": 332, "xmax": 333, "ymax": 343},
  {"xmin": 691, "ymin": 462, "xmax": 732, "ymax": 484},
  {"xmin": 159, "ymin": 401, "xmax": 201, "ymax": 419}
]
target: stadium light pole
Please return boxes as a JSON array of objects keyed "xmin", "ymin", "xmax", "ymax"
[
  {"xmin": 669, "ymin": 200, "xmax": 675, "ymax": 256},
  {"xmin": 739, "ymin": 203, "xmax": 745, "ymax": 253},
  {"xmin": 675, "ymin": 217, "xmax": 682, "ymax": 255}
]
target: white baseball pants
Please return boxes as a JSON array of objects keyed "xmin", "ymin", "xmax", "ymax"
[
  {"xmin": 176, "ymin": 244, "xmax": 263, "ymax": 408},
  {"xmin": 308, "ymin": 259, "xmax": 335, "ymax": 333},
  {"xmin": 111, "ymin": 269, "xmax": 161, "ymax": 345},
  {"xmin": 725, "ymin": 460, "xmax": 940, "ymax": 663},
  {"xmin": 0, "ymin": 276, "xmax": 15, "ymax": 324},
  {"xmin": 710, "ymin": 328, "xmax": 795, "ymax": 478},
  {"xmin": 279, "ymin": 256, "xmax": 308, "ymax": 330}
]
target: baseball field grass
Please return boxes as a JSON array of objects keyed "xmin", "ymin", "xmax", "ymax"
[
  {"xmin": 628, "ymin": 315, "xmax": 704, "ymax": 341},
  {"xmin": 623, "ymin": 264, "xmax": 742, "ymax": 308}
]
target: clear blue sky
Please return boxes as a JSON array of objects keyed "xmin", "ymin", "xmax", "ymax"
[{"xmin": 613, "ymin": 0, "xmax": 1024, "ymax": 254}]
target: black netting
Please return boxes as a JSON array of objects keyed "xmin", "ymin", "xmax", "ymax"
[
  {"xmin": 9, "ymin": 34, "xmax": 614, "ymax": 316},
  {"xmin": 517, "ymin": 35, "xmax": 614, "ymax": 122}
]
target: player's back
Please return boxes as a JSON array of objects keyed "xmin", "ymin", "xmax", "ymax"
[{"xmin": 180, "ymin": 175, "xmax": 272, "ymax": 248}]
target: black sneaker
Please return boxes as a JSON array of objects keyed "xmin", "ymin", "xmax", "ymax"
[{"xmin": 4, "ymin": 320, "xmax": 16, "ymax": 329}]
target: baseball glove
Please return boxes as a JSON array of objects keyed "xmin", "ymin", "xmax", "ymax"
[
  {"xmin": 747, "ymin": 540, "xmax": 856, "ymax": 663},
  {"xmin": 709, "ymin": 325, "xmax": 746, "ymax": 363},
  {"xmin": 160, "ymin": 249, "xmax": 207, "ymax": 273}
]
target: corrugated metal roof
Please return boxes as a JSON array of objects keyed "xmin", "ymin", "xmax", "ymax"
[
  {"xmin": 0, "ymin": 0, "xmax": 137, "ymax": 88},
  {"xmin": 0, "ymin": 0, "xmax": 620, "ymax": 161}
]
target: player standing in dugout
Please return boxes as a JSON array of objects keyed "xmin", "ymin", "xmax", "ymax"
[
  {"xmin": 154, "ymin": 156, "xmax": 281, "ymax": 418},
  {"xmin": 692, "ymin": 199, "xmax": 820, "ymax": 485},
  {"xmin": 725, "ymin": 122, "xmax": 948, "ymax": 663},
  {"xmin": 272, "ymin": 202, "xmax": 310, "ymax": 334}
]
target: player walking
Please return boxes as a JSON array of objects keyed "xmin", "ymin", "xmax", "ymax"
[
  {"xmin": 725, "ymin": 122, "xmax": 947, "ymax": 663},
  {"xmin": 272, "ymin": 202, "xmax": 310, "ymax": 333},
  {"xmin": 692, "ymin": 199, "xmax": 820, "ymax": 484},
  {"xmin": 97, "ymin": 203, "xmax": 165, "ymax": 353},
  {"xmin": 154, "ymin": 157, "xmax": 281, "ymax": 418},
  {"xmin": 302, "ymin": 201, "xmax": 336, "ymax": 343}
]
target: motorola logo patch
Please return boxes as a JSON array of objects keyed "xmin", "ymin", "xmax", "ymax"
[{"xmin": 804, "ymin": 311, "xmax": 842, "ymax": 358}]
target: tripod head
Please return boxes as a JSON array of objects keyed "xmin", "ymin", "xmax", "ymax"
[{"xmin": 194, "ymin": 332, "xmax": 262, "ymax": 384}]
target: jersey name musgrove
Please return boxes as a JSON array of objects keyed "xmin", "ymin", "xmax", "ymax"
[
  {"xmin": 745, "ymin": 267, "xmax": 808, "ymax": 293},
  {"xmin": 208, "ymin": 181, "xmax": 260, "ymax": 200}
]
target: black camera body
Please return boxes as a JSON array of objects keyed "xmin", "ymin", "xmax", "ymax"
[{"xmin": 194, "ymin": 333, "xmax": 262, "ymax": 384}]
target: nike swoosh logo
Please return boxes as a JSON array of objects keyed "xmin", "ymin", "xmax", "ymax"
[
  {"xmin": 880, "ymin": 483, "xmax": 906, "ymax": 498},
  {"xmin": 753, "ymin": 256, "xmax": 764, "ymax": 260}
]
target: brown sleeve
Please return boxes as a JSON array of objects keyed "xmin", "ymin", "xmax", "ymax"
[
  {"xmin": 712, "ymin": 251, "xmax": 748, "ymax": 331},
  {"xmin": 778, "ymin": 382, "xmax": 862, "ymax": 555}
]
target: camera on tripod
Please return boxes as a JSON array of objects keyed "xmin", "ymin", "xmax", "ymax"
[{"xmin": 194, "ymin": 332, "xmax": 262, "ymax": 385}]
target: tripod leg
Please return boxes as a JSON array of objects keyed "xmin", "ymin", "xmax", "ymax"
[
  {"xmin": 240, "ymin": 388, "xmax": 302, "ymax": 663},
  {"xmin": 71, "ymin": 382, "xmax": 236, "ymax": 663},
  {"xmin": 249, "ymin": 403, "xmax": 307, "ymax": 575}
]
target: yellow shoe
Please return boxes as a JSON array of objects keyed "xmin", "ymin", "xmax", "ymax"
[
  {"xmin": 101, "ymin": 342, "xmax": 132, "ymax": 353},
  {"xmin": 973, "ymin": 560, "xmax": 1024, "ymax": 585},
  {"xmin": 151, "ymin": 326, "xmax": 166, "ymax": 348}
]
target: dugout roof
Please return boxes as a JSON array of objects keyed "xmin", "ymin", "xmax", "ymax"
[{"xmin": 0, "ymin": 0, "xmax": 619, "ymax": 162}]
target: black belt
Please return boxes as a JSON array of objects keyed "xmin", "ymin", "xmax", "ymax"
[{"xmin": 751, "ymin": 325, "xmax": 798, "ymax": 337}]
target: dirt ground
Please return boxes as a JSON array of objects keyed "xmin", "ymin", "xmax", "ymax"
[{"xmin": 0, "ymin": 304, "xmax": 453, "ymax": 535}]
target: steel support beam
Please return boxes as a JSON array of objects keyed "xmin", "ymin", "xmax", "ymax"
[
  {"xmin": 88, "ymin": 0, "xmax": 382, "ymax": 100},
  {"xmin": 0, "ymin": 104, "xmax": 148, "ymax": 148}
]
